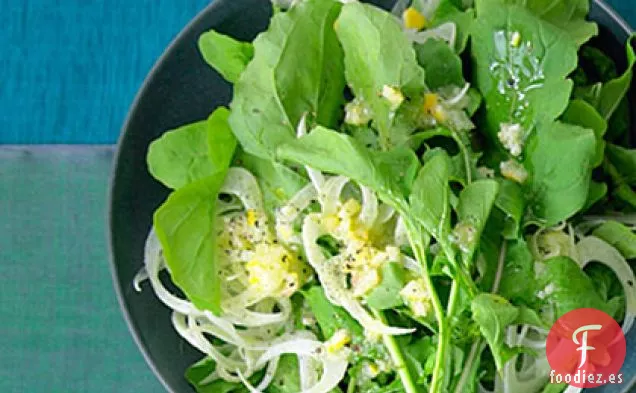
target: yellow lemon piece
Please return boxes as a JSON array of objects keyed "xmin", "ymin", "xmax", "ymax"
[
  {"xmin": 325, "ymin": 329, "xmax": 351, "ymax": 353},
  {"xmin": 403, "ymin": 7, "xmax": 427, "ymax": 31},
  {"xmin": 423, "ymin": 93, "xmax": 439, "ymax": 112},
  {"xmin": 322, "ymin": 214, "xmax": 341, "ymax": 232},
  {"xmin": 246, "ymin": 209, "xmax": 257, "ymax": 226}
]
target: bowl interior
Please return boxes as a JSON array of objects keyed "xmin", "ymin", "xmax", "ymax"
[{"xmin": 109, "ymin": 1, "xmax": 634, "ymax": 392}]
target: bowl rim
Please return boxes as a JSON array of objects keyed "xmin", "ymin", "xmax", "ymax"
[
  {"xmin": 106, "ymin": 0, "xmax": 232, "ymax": 391},
  {"xmin": 107, "ymin": 1, "xmax": 635, "ymax": 392}
]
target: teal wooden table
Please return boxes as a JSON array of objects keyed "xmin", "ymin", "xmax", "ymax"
[{"xmin": 0, "ymin": 1, "xmax": 634, "ymax": 392}]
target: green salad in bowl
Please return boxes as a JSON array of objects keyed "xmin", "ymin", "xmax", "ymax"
[{"xmin": 132, "ymin": 0, "xmax": 636, "ymax": 392}]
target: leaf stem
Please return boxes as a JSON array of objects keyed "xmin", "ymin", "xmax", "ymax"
[
  {"xmin": 455, "ymin": 239, "xmax": 509, "ymax": 393},
  {"xmin": 374, "ymin": 310, "xmax": 419, "ymax": 393},
  {"xmin": 402, "ymin": 218, "xmax": 447, "ymax": 393}
]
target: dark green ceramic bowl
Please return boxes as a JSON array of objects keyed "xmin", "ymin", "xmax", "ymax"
[{"xmin": 109, "ymin": 1, "xmax": 635, "ymax": 392}]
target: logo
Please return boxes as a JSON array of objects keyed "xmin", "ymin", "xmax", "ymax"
[{"xmin": 546, "ymin": 308, "xmax": 626, "ymax": 388}]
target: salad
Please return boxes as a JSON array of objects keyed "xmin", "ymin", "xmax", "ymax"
[{"xmin": 134, "ymin": 0, "xmax": 636, "ymax": 392}]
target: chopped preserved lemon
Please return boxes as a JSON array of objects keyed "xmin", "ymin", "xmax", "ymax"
[
  {"xmin": 341, "ymin": 199, "xmax": 362, "ymax": 217},
  {"xmin": 510, "ymin": 31, "xmax": 521, "ymax": 47},
  {"xmin": 423, "ymin": 93, "xmax": 447, "ymax": 123},
  {"xmin": 431, "ymin": 105, "xmax": 447, "ymax": 123},
  {"xmin": 351, "ymin": 268, "xmax": 380, "ymax": 297},
  {"xmin": 323, "ymin": 214, "xmax": 341, "ymax": 232},
  {"xmin": 403, "ymin": 7, "xmax": 427, "ymax": 30},
  {"xmin": 325, "ymin": 329, "xmax": 351, "ymax": 353},
  {"xmin": 344, "ymin": 98, "xmax": 373, "ymax": 126},
  {"xmin": 400, "ymin": 279, "xmax": 432, "ymax": 317},
  {"xmin": 423, "ymin": 93, "xmax": 439, "ymax": 112},
  {"xmin": 497, "ymin": 123, "xmax": 524, "ymax": 157},
  {"xmin": 500, "ymin": 159, "xmax": 528, "ymax": 184},
  {"xmin": 245, "ymin": 243, "xmax": 306, "ymax": 296},
  {"xmin": 246, "ymin": 209, "xmax": 257, "ymax": 226},
  {"xmin": 381, "ymin": 85, "xmax": 405, "ymax": 111}
]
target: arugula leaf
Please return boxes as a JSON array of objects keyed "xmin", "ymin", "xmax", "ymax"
[
  {"xmin": 302, "ymin": 286, "xmax": 363, "ymax": 339},
  {"xmin": 147, "ymin": 108, "xmax": 237, "ymax": 190},
  {"xmin": 597, "ymin": 36, "xmax": 636, "ymax": 120},
  {"xmin": 607, "ymin": 143, "xmax": 636, "ymax": 186},
  {"xmin": 277, "ymin": 126, "xmax": 420, "ymax": 202},
  {"xmin": 562, "ymin": 99, "xmax": 607, "ymax": 168},
  {"xmin": 471, "ymin": 0, "xmax": 578, "ymax": 141},
  {"xmin": 335, "ymin": 1, "xmax": 426, "ymax": 148},
  {"xmin": 538, "ymin": 256, "xmax": 612, "ymax": 319},
  {"xmin": 456, "ymin": 180, "xmax": 500, "ymax": 263},
  {"xmin": 267, "ymin": 355, "xmax": 302, "ymax": 393},
  {"xmin": 523, "ymin": 121, "xmax": 596, "ymax": 226},
  {"xmin": 186, "ymin": 357, "xmax": 267, "ymax": 393},
  {"xmin": 198, "ymin": 30, "xmax": 254, "ymax": 83},
  {"xmin": 471, "ymin": 293, "xmax": 519, "ymax": 371},
  {"xmin": 494, "ymin": 179, "xmax": 525, "ymax": 239},
  {"xmin": 238, "ymin": 151, "xmax": 307, "ymax": 210},
  {"xmin": 366, "ymin": 262, "xmax": 409, "ymax": 310},
  {"xmin": 154, "ymin": 174, "xmax": 226, "ymax": 314},
  {"xmin": 592, "ymin": 221, "xmax": 636, "ymax": 259},
  {"xmin": 410, "ymin": 151, "xmax": 452, "ymax": 240},
  {"xmin": 584, "ymin": 180, "xmax": 608, "ymax": 211},
  {"xmin": 503, "ymin": 0, "xmax": 598, "ymax": 46},
  {"xmin": 229, "ymin": 0, "xmax": 345, "ymax": 159},
  {"xmin": 404, "ymin": 336, "xmax": 436, "ymax": 385},
  {"xmin": 186, "ymin": 358, "xmax": 247, "ymax": 393},
  {"xmin": 415, "ymin": 38, "xmax": 465, "ymax": 89},
  {"xmin": 575, "ymin": 46, "xmax": 619, "ymax": 84},
  {"xmin": 515, "ymin": 306, "xmax": 547, "ymax": 328},
  {"xmin": 498, "ymin": 239, "xmax": 536, "ymax": 304}
]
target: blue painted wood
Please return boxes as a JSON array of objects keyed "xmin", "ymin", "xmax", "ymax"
[{"xmin": 0, "ymin": 0, "xmax": 210, "ymax": 144}]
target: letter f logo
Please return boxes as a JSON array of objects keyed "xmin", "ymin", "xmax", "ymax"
[{"xmin": 572, "ymin": 324, "xmax": 602, "ymax": 368}]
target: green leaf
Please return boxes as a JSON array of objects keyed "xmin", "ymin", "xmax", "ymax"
[
  {"xmin": 494, "ymin": 179, "xmax": 525, "ymax": 239},
  {"xmin": 147, "ymin": 108, "xmax": 237, "ymax": 190},
  {"xmin": 597, "ymin": 36, "xmax": 636, "ymax": 120},
  {"xmin": 471, "ymin": 293, "xmax": 519, "ymax": 371},
  {"xmin": 584, "ymin": 180, "xmax": 608, "ymax": 211},
  {"xmin": 498, "ymin": 239, "xmax": 536, "ymax": 304},
  {"xmin": 523, "ymin": 121, "xmax": 596, "ymax": 226},
  {"xmin": 404, "ymin": 336, "xmax": 436, "ymax": 384},
  {"xmin": 561, "ymin": 99, "xmax": 607, "ymax": 168},
  {"xmin": 229, "ymin": 0, "xmax": 345, "ymax": 159},
  {"xmin": 415, "ymin": 38, "xmax": 465, "ymax": 89},
  {"xmin": 456, "ymin": 180, "xmax": 500, "ymax": 263},
  {"xmin": 302, "ymin": 286, "xmax": 363, "ymax": 339},
  {"xmin": 410, "ymin": 151, "xmax": 452, "ymax": 240},
  {"xmin": 575, "ymin": 46, "xmax": 619, "ymax": 85},
  {"xmin": 185, "ymin": 357, "xmax": 267, "ymax": 393},
  {"xmin": 277, "ymin": 126, "xmax": 420, "ymax": 202},
  {"xmin": 186, "ymin": 358, "xmax": 245, "ymax": 393},
  {"xmin": 238, "ymin": 151, "xmax": 308, "ymax": 210},
  {"xmin": 366, "ymin": 262, "xmax": 409, "ymax": 310},
  {"xmin": 592, "ymin": 221, "xmax": 636, "ymax": 259},
  {"xmin": 266, "ymin": 355, "xmax": 301, "ymax": 393},
  {"xmin": 607, "ymin": 143, "xmax": 636, "ymax": 186},
  {"xmin": 154, "ymin": 174, "xmax": 226, "ymax": 314},
  {"xmin": 503, "ymin": 0, "xmax": 598, "ymax": 46},
  {"xmin": 335, "ymin": 1, "xmax": 426, "ymax": 148},
  {"xmin": 471, "ymin": 0, "xmax": 578, "ymax": 142},
  {"xmin": 537, "ymin": 256, "xmax": 611, "ymax": 319},
  {"xmin": 198, "ymin": 30, "xmax": 254, "ymax": 83},
  {"xmin": 515, "ymin": 306, "xmax": 547, "ymax": 328}
]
